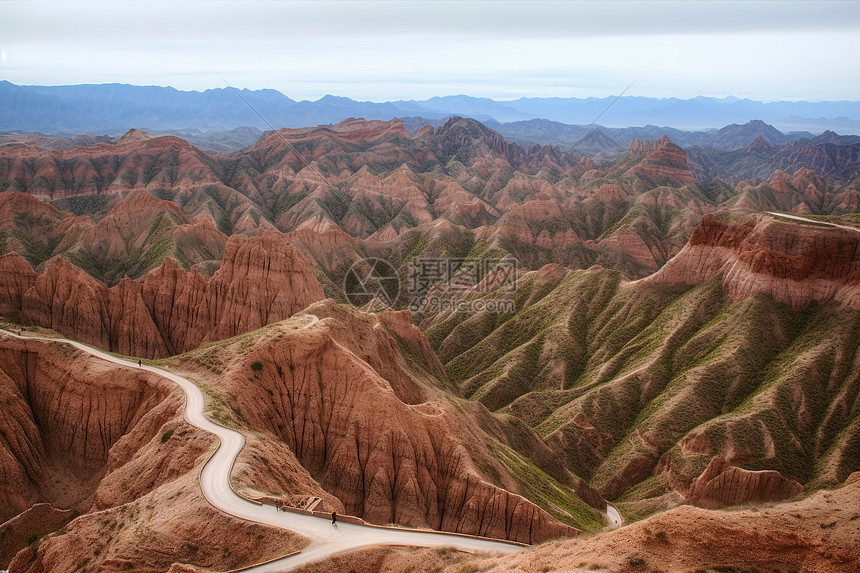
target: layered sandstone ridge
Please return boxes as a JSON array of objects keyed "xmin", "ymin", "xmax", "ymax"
[
  {"xmin": 0, "ymin": 229, "xmax": 325, "ymax": 358},
  {"xmin": 683, "ymin": 456, "xmax": 804, "ymax": 509},
  {"xmin": 0, "ymin": 133, "xmax": 221, "ymax": 200},
  {"xmin": 623, "ymin": 135, "xmax": 698, "ymax": 187},
  {"xmin": 642, "ymin": 214, "xmax": 860, "ymax": 309},
  {"xmin": 0, "ymin": 119, "xmax": 716, "ymax": 281}
]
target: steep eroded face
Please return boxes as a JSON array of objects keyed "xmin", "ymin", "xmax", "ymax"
[{"xmin": 0, "ymin": 335, "xmax": 176, "ymax": 521}]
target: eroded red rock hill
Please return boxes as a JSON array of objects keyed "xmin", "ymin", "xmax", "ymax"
[
  {"xmin": 642, "ymin": 214, "xmax": 860, "ymax": 308},
  {"xmin": 0, "ymin": 334, "xmax": 216, "ymax": 564},
  {"xmin": 179, "ymin": 301, "xmax": 582, "ymax": 544},
  {"xmin": 0, "ymin": 230, "xmax": 325, "ymax": 358},
  {"xmin": 622, "ymin": 135, "xmax": 698, "ymax": 188},
  {"xmin": 0, "ymin": 333, "xmax": 304, "ymax": 572}
]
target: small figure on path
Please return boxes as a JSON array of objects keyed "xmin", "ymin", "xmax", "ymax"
[
  {"xmin": 331, "ymin": 511, "xmax": 337, "ymax": 525},
  {"xmin": 138, "ymin": 359, "xmax": 142, "ymax": 367}
]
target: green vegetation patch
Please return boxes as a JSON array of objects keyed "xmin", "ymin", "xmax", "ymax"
[{"xmin": 487, "ymin": 440, "xmax": 604, "ymax": 532}]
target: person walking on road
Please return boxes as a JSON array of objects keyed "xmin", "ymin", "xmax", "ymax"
[{"xmin": 331, "ymin": 511, "xmax": 337, "ymax": 525}]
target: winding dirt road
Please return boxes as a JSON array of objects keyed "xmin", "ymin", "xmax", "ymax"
[
  {"xmin": 766, "ymin": 211, "xmax": 860, "ymax": 233},
  {"xmin": 4, "ymin": 322, "xmax": 523, "ymax": 571},
  {"xmin": 605, "ymin": 504, "xmax": 622, "ymax": 529}
]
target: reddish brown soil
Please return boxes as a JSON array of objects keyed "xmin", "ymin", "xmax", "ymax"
[
  {"xmin": 0, "ymin": 333, "xmax": 306, "ymax": 572},
  {"xmin": 170, "ymin": 302, "xmax": 583, "ymax": 544},
  {"xmin": 644, "ymin": 213, "xmax": 860, "ymax": 309},
  {"xmin": 290, "ymin": 473, "xmax": 860, "ymax": 573}
]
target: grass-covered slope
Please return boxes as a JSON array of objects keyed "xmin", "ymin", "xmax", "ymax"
[{"xmin": 424, "ymin": 263, "xmax": 860, "ymax": 503}]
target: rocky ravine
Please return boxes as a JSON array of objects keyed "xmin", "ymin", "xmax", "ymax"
[
  {"xmin": 0, "ymin": 335, "xmax": 177, "ymax": 523},
  {"xmin": 0, "ymin": 229, "xmax": 325, "ymax": 358},
  {"xmin": 0, "ymin": 333, "xmax": 304, "ymax": 572}
]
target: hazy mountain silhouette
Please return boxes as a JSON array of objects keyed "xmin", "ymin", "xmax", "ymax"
[{"xmin": 2, "ymin": 81, "xmax": 859, "ymax": 135}]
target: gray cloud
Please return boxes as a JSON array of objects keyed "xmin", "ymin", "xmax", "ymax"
[
  {"xmin": 1, "ymin": 1, "xmax": 859, "ymax": 102},
  {"xmin": 6, "ymin": 1, "xmax": 859, "ymax": 41}
]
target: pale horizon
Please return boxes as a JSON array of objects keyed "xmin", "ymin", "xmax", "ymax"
[
  {"xmin": 2, "ymin": 0, "xmax": 859, "ymax": 103},
  {"xmin": 4, "ymin": 79, "xmax": 858, "ymax": 106}
]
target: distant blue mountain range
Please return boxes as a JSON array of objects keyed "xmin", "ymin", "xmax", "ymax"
[{"xmin": 2, "ymin": 81, "xmax": 859, "ymax": 135}]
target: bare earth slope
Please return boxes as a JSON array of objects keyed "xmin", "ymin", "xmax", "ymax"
[
  {"xmin": 287, "ymin": 472, "xmax": 860, "ymax": 573},
  {"xmin": 0, "ymin": 332, "xmax": 304, "ymax": 572},
  {"xmin": 169, "ymin": 302, "xmax": 594, "ymax": 544}
]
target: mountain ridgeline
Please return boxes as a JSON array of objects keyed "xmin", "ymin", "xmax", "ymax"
[
  {"xmin": 3, "ymin": 81, "xmax": 860, "ymax": 134},
  {"xmin": 1, "ymin": 117, "xmax": 858, "ymax": 289},
  {"xmin": 422, "ymin": 214, "xmax": 860, "ymax": 510},
  {"xmin": 2, "ymin": 115, "xmax": 860, "ymax": 572}
]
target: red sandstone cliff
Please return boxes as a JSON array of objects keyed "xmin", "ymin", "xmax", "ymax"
[
  {"xmin": 641, "ymin": 214, "xmax": 860, "ymax": 309},
  {"xmin": 684, "ymin": 457, "xmax": 803, "ymax": 509},
  {"xmin": 623, "ymin": 136, "xmax": 698, "ymax": 187},
  {"xmin": 0, "ymin": 253, "xmax": 37, "ymax": 315},
  {"xmin": 176, "ymin": 301, "xmax": 581, "ymax": 544},
  {"xmin": 3, "ymin": 229, "xmax": 325, "ymax": 358},
  {"xmin": 0, "ymin": 132, "xmax": 222, "ymax": 200}
]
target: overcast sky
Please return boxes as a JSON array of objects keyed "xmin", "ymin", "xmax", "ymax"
[{"xmin": 2, "ymin": 0, "xmax": 859, "ymax": 102}]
